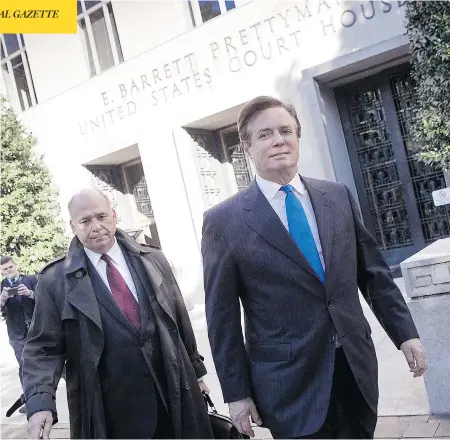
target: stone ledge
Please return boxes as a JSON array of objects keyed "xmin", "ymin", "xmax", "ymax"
[{"xmin": 401, "ymin": 238, "xmax": 450, "ymax": 299}]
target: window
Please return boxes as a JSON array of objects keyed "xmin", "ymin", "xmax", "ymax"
[
  {"xmin": 77, "ymin": 0, "xmax": 123, "ymax": 77},
  {"xmin": 189, "ymin": 0, "xmax": 236, "ymax": 25},
  {"xmin": 0, "ymin": 34, "xmax": 37, "ymax": 112}
]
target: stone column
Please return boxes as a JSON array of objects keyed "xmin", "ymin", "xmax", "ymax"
[
  {"xmin": 444, "ymin": 169, "xmax": 450, "ymax": 187},
  {"xmin": 401, "ymin": 238, "xmax": 450, "ymax": 416},
  {"xmin": 137, "ymin": 126, "xmax": 205, "ymax": 309}
]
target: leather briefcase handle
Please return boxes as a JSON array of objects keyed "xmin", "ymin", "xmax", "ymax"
[
  {"xmin": 202, "ymin": 392, "xmax": 259, "ymax": 428},
  {"xmin": 202, "ymin": 391, "xmax": 218, "ymax": 414},
  {"xmin": 6, "ymin": 395, "xmax": 24, "ymax": 417}
]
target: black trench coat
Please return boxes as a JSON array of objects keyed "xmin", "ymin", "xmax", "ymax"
[{"xmin": 22, "ymin": 230, "xmax": 213, "ymax": 439}]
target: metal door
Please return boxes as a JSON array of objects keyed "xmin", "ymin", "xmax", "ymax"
[{"xmin": 336, "ymin": 67, "xmax": 449, "ymax": 267}]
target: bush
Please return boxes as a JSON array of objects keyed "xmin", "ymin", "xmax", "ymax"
[
  {"xmin": 0, "ymin": 98, "xmax": 68, "ymax": 274},
  {"xmin": 405, "ymin": 1, "xmax": 450, "ymax": 171}
]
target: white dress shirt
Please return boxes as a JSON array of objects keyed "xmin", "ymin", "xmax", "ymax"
[
  {"xmin": 84, "ymin": 238, "xmax": 139, "ymax": 302},
  {"xmin": 256, "ymin": 174, "xmax": 325, "ymax": 271}
]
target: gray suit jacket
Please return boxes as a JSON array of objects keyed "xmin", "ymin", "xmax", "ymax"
[{"xmin": 202, "ymin": 176, "xmax": 419, "ymax": 438}]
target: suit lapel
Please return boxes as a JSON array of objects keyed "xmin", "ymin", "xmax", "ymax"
[
  {"xmin": 243, "ymin": 181, "xmax": 321, "ymax": 281},
  {"xmin": 62, "ymin": 240, "xmax": 103, "ymax": 331},
  {"xmin": 115, "ymin": 229, "xmax": 177, "ymax": 326},
  {"xmin": 138, "ymin": 255, "xmax": 177, "ymax": 325},
  {"xmin": 302, "ymin": 177, "xmax": 334, "ymax": 283},
  {"xmin": 126, "ymin": 252, "xmax": 156, "ymax": 341}
]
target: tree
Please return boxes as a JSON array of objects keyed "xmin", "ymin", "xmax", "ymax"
[
  {"xmin": 1, "ymin": 98, "xmax": 68, "ymax": 274},
  {"xmin": 405, "ymin": 1, "xmax": 450, "ymax": 176}
]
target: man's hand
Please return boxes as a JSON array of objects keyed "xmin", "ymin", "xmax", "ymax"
[
  {"xmin": 401, "ymin": 338, "xmax": 428, "ymax": 377},
  {"xmin": 1, "ymin": 289, "xmax": 9, "ymax": 303},
  {"xmin": 229, "ymin": 397, "xmax": 262, "ymax": 438},
  {"xmin": 28, "ymin": 411, "xmax": 53, "ymax": 439},
  {"xmin": 198, "ymin": 379, "xmax": 210, "ymax": 394},
  {"xmin": 18, "ymin": 284, "xmax": 31, "ymax": 296}
]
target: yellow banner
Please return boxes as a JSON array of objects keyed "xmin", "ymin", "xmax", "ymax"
[{"xmin": 0, "ymin": 0, "xmax": 77, "ymax": 33}]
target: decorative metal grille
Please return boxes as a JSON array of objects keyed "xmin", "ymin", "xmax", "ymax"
[
  {"xmin": 346, "ymin": 87, "xmax": 413, "ymax": 250},
  {"xmin": 229, "ymin": 142, "xmax": 253, "ymax": 191},
  {"xmin": 91, "ymin": 168, "xmax": 122, "ymax": 223},
  {"xmin": 133, "ymin": 175, "xmax": 154, "ymax": 220},
  {"xmin": 390, "ymin": 73, "xmax": 450, "ymax": 242},
  {"xmin": 191, "ymin": 132, "xmax": 222, "ymax": 208},
  {"xmin": 223, "ymin": 130, "xmax": 253, "ymax": 192}
]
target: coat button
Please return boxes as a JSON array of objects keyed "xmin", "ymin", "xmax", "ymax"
[
  {"xmin": 329, "ymin": 335, "xmax": 336, "ymax": 343},
  {"xmin": 327, "ymin": 300, "xmax": 333, "ymax": 307},
  {"xmin": 75, "ymin": 270, "xmax": 83, "ymax": 278},
  {"xmin": 184, "ymin": 382, "xmax": 190, "ymax": 390}
]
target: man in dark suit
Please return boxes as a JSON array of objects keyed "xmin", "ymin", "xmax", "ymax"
[
  {"xmin": 1, "ymin": 256, "xmax": 37, "ymax": 413},
  {"xmin": 202, "ymin": 96, "xmax": 428, "ymax": 439},
  {"xmin": 23, "ymin": 189, "xmax": 213, "ymax": 439}
]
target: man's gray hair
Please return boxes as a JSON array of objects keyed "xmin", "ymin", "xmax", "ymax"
[{"xmin": 68, "ymin": 188, "xmax": 111, "ymax": 216}]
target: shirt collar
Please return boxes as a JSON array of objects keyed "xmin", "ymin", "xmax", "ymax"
[
  {"xmin": 84, "ymin": 237, "xmax": 122, "ymax": 267},
  {"xmin": 256, "ymin": 173, "xmax": 305, "ymax": 201}
]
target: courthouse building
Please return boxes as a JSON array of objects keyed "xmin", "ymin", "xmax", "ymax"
[{"xmin": 1, "ymin": 0, "xmax": 449, "ymax": 304}]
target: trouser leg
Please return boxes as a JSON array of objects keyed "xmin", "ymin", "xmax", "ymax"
[
  {"xmin": 10, "ymin": 338, "xmax": 26, "ymax": 389},
  {"xmin": 293, "ymin": 348, "xmax": 377, "ymax": 439}
]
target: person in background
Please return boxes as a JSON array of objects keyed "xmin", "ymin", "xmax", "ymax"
[
  {"xmin": 202, "ymin": 96, "xmax": 427, "ymax": 439},
  {"xmin": 1, "ymin": 256, "xmax": 37, "ymax": 414}
]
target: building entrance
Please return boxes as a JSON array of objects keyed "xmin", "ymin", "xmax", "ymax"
[{"xmin": 336, "ymin": 66, "xmax": 449, "ymax": 267}]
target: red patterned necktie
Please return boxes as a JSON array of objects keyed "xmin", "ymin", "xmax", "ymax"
[{"xmin": 101, "ymin": 254, "xmax": 141, "ymax": 330}]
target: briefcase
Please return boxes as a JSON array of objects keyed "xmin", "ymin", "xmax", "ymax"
[{"xmin": 203, "ymin": 392, "xmax": 250, "ymax": 439}]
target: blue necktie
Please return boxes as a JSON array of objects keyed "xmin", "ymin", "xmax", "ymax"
[{"xmin": 281, "ymin": 185, "xmax": 325, "ymax": 283}]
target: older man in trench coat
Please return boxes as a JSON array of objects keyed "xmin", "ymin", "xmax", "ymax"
[{"xmin": 22, "ymin": 189, "xmax": 213, "ymax": 439}]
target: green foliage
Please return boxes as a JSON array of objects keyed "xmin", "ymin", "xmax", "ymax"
[
  {"xmin": 405, "ymin": 1, "xmax": 450, "ymax": 171},
  {"xmin": 1, "ymin": 97, "xmax": 68, "ymax": 274}
]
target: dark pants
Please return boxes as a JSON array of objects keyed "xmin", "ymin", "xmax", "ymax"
[
  {"xmin": 294, "ymin": 348, "xmax": 377, "ymax": 439},
  {"xmin": 9, "ymin": 338, "xmax": 26, "ymax": 388}
]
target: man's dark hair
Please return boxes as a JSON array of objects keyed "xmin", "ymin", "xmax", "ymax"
[
  {"xmin": 237, "ymin": 96, "xmax": 301, "ymax": 145},
  {"xmin": 0, "ymin": 256, "xmax": 14, "ymax": 265}
]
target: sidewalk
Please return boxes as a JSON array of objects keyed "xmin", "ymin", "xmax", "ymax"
[
  {"xmin": 2, "ymin": 416, "xmax": 449, "ymax": 439},
  {"xmin": 1, "ymin": 280, "xmax": 445, "ymax": 439}
]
